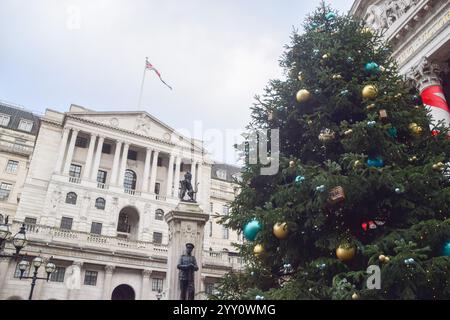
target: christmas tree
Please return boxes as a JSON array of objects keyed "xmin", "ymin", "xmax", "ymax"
[{"xmin": 215, "ymin": 4, "xmax": 450, "ymax": 300}]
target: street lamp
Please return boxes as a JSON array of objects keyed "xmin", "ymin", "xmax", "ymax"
[
  {"xmin": 0, "ymin": 216, "xmax": 27, "ymax": 258},
  {"xmin": 19, "ymin": 255, "xmax": 56, "ymax": 300},
  {"xmin": 156, "ymin": 289, "xmax": 162, "ymax": 300}
]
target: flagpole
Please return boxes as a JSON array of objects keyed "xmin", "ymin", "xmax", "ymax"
[{"xmin": 138, "ymin": 57, "xmax": 148, "ymax": 109}]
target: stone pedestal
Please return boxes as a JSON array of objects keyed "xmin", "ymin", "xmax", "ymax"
[{"xmin": 164, "ymin": 201, "xmax": 209, "ymax": 300}]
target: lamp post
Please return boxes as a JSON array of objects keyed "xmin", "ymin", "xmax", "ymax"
[
  {"xmin": 0, "ymin": 216, "xmax": 27, "ymax": 258},
  {"xmin": 18, "ymin": 255, "xmax": 56, "ymax": 300}
]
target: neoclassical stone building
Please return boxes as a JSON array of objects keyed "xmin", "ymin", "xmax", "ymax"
[
  {"xmin": 351, "ymin": 0, "xmax": 450, "ymax": 126},
  {"xmin": 0, "ymin": 104, "xmax": 242, "ymax": 300}
]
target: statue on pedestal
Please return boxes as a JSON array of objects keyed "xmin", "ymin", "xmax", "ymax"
[
  {"xmin": 179, "ymin": 171, "xmax": 198, "ymax": 202},
  {"xmin": 177, "ymin": 243, "xmax": 198, "ymax": 300}
]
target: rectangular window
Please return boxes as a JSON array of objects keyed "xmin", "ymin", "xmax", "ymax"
[
  {"xmin": 102, "ymin": 143, "xmax": 112, "ymax": 154},
  {"xmin": 69, "ymin": 164, "xmax": 82, "ymax": 178},
  {"xmin": 153, "ymin": 232, "xmax": 163, "ymax": 244},
  {"xmin": 97, "ymin": 170, "xmax": 107, "ymax": 184},
  {"xmin": 222, "ymin": 206, "xmax": 229, "ymax": 215},
  {"xmin": 84, "ymin": 270, "xmax": 98, "ymax": 286},
  {"xmin": 14, "ymin": 260, "xmax": 30, "ymax": 278},
  {"xmin": 0, "ymin": 114, "xmax": 10, "ymax": 126},
  {"xmin": 5, "ymin": 160, "xmax": 19, "ymax": 174},
  {"xmin": 205, "ymin": 283, "xmax": 216, "ymax": 295},
  {"xmin": 157, "ymin": 157, "xmax": 162, "ymax": 167},
  {"xmin": 154, "ymin": 183, "xmax": 160, "ymax": 195},
  {"xmin": 90, "ymin": 222, "xmax": 102, "ymax": 235},
  {"xmin": 50, "ymin": 266, "xmax": 66, "ymax": 282},
  {"xmin": 152, "ymin": 278, "xmax": 163, "ymax": 292},
  {"xmin": 0, "ymin": 182, "xmax": 12, "ymax": 201},
  {"xmin": 127, "ymin": 150, "xmax": 137, "ymax": 160},
  {"xmin": 60, "ymin": 217, "xmax": 73, "ymax": 230},
  {"xmin": 222, "ymin": 226, "xmax": 229, "ymax": 240},
  {"xmin": 24, "ymin": 217, "xmax": 37, "ymax": 232},
  {"xmin": 75, "ymin": 137, "xmax": 88, "ymax": 148},
  {"xmin": 18, "ymin": 119, "xmax": 33, "ymax": 132}
]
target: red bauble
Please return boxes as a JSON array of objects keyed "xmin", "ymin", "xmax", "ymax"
[{"xmin": 432, "ymin": 130, "xmax": 440, "ymax": 137}]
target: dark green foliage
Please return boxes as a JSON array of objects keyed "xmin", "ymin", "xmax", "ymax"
[{"xmin": 215, "ymin": 3, "xmax": 450, "ymax": 300}]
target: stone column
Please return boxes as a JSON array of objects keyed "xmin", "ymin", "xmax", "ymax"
[
  {"xmin": 140, "ymin": 269, "xmax": 152, "ymax": 300},
  {"xmin": 191, "ymin": 161, "xmax": 197, "ymax": 185},
  {"xmin": 166, "ymin": 154, "xmax": 175, "ymax": 196},
  {"xmin": 90, "ymin": 136, "xmax": 105, "ymax": 180},
  {"xmin": 196, "ymin": 163, "xmax": 203, "ymax": 202},
  {"xmin": 142, "ymin": 148, "xmax": 152, "ymax": 193},
  {"xmin": 149, "ymin": 150, "xmax": 160, "ymax": 194},
  {"xmin": 174, "ymin": 157, "xmax": 182, "ymax": 195},
  {"xmin": 111, "ymin": 140, "xmax": 123, "ymax": 186},
  {"xmin": 0, "ymin": 257, "xmax": 11, "ymax": 291},
  {"xmin": 164, "ymin": 202, "xmax": 209, "ymax": 300},
  {"xmin": 54, "ymin": 127, "xmax": 70, "ymax": 174},
  {"xmin": 102, "ymin": 265, "xmax": 115, "ymax": 300},
  {"xmin": 83, "ymin": 134, "xmax": 97, "ymax": 180},
  {"xmin": 118, "ymin": 143, "xmax": 130, "ymax": 187},
  {"xmin": 62, "ymin": 129, "xmax": 79, "ymax": 175},
  {"xmin": 409, "ymin": 57, "xmax": 450, "ymax": 127}
]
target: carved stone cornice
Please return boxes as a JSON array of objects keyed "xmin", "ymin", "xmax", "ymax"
[{"xmin": 105, "ymin": 264, "xmax": 115, "ymax": 273}]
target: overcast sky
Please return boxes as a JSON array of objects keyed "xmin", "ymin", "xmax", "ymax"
[{"xmin": 0, "ymin": 0, "xmax": 353, "ymax": 165}]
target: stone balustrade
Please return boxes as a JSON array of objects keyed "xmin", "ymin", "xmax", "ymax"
[{"xmin": 10, "ymin": 221, "xmax": 243, "ymax": 270}]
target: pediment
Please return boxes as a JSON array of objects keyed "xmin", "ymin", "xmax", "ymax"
[{"xmin": 68, "ymin": 109, "xmax": 205, "ymax": 153}]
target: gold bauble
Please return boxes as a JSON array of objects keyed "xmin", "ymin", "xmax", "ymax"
[
  {"xmin": 253, "ymin": 244, "xmax": 265, "ymax": 257},
  {"xmin": 289, "ymin": 160, "xmax": 295, "ymax": 168},
  {"xmin": 296, "ymin": 89, "xmax": 311, "ymax": 103},
  {"xmin": 432, "ymin": 162, "xmax": 445, "ymax": 171},
  {"xmin": 378, "ymin": 254, "xmax": 386, "ymax": 262},
  {"xmin": 353, "ymin": 160, "xmax": 363, "ymax": 168},
  {"xmin": 366, "ymin": 103, "xmax": 376, "ymax": 110},
  {"xmin": 298, "ymin": 71, "xmax": 304, "ymax": 81},
  {"xmin": 273, "ymin": 222, "xmax": 289, "ymax": 240},
  {"xmin": 332, "ymin": 74, "xmax": 342, "ymax": 80},
  {"xmin": 322, "ymin": 53, "xmax": 330, "ymax": 60},
  {"xmin": 362, "ymin": 85, "xmax": 378, "ymax": 99},
  {"xmin": 409, "ymin": 123, "xmax": 423, "ymax": 136},
  {"xmin": 395, "ymin": 93, "xmax": 402, "ymax": 98},
  {"xmin": 352, "ymin": 293, "xmax": 360, "ymax": 300},
  {"xmin": 318, "ymin": 129, "xmax": 335, "ymax": 142},
  {"xmin": 408, "ymin": 156, "xmax": 418, "ymax": 162},
  {"xmin": 336, "ymin": 244, "xmax": 356, "ymax": 262},
  {"xmin": 344, "ymin": 129, "xmax": 353, "ymax": 136},
  {"xmin": 384, "ymin": 256, "xmax": 390, "ymax": 263}
]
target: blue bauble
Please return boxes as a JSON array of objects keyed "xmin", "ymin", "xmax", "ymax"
[
  {"xmin": 316, "ymin": 185, "xmax": 325, "ymax": 192},
  {"xmin": 365, "ymin": 62, "xmax": 380, "ymax": 73},
  {"xmin": 443, "ymin": 240, "xmax": 450, "ymax": 256},
  {"xmin": 387, "ymin": 127, "xmax": 398, "ymax": 138},
  {"xmin": 295, "ymin": 175, "xmax": 305, "ymax": 184},
  {"xmin": 325, "ymin": 12, "xmax": 336, "ymax": 21},
  {"xmin": 367, "ymin": 121, "xmax": 376, "ymax": 128},
  {"xmin": 243, "ymin": 219, "xmax": 262, "ymax": 241},
  {"xmin": 367, "ymin": 157, "xmax": 384, "ymax": 168},
  {"xmin": 346, "ymin": 57, "xmax": 354, "ymax": 63}
]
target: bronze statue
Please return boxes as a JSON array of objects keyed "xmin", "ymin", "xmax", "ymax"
[
  {"xmin": 177, "ymin": 243, "xmax": 198, "ymax": 300},
  {"xmin": 179, "ymin": 171, "xmax": 198, "ymax": 202}
]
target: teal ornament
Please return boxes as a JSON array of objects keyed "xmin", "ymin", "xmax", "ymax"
[
  {"xmin": 347, "ymin": 57, "xmax": 354, "ymax": 63},
  {"xmin": 367, "ymin": 121, "xmax": 376, "ymax": 127},
  {"xmin": 364, "ymin": 62, "xmax": 380, "ymax": 73},
  {"xmin": 255, "ymin": 295, "xmax": 265, "ymax": 300},
  {"xmin": 243, "ymin": 219, "xmax": 262, "ymax": 241},
  {"xmin": 325, "ymin": 12, "xmax": 336, "ymax": 21},
  {"xmin": 387, "ymin": 127, "xmax": 398, "ymax": 138},
  {"xmin": 316, "ymin": 185, "xmax": 325, "ymax": 192},
  {"xmin": 310, "ymin": 22, "xmax": 318, "ymax": 30},
  {"xmin": 313, "ymin": 49, "xmax": 320, "ymax": 55},
  {"xmin": 340, "ymin": 89, "xmax": 349, "ymax": 96},
  {"xmin": 367, "ymin": 157, "xmax": 384, "ymax": 168},
  {"xmin": 443, "ymin": 240, "xmax": 450, "ymax": 256},
  {"xmin": 404, "ymin": 258, "xmax": 415, "ymax": 265},
  {"xmin": 295, "ymin": 175, "xmax": 305, "ymax": 184}
]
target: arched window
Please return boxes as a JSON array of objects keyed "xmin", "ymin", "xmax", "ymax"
[
  {"xmin": 95, "ymin": 197, "xmax": 106, "ymax": 210},
  {"xmin": 124, "ymin": 170, "xmax": 137, "ymax": 190},
  {"xmin": 155, "ymin": 209, "xmax": 164, "ymax": 221},
  {"xmin": 65, "ymin": 192, "xmax": 77, "ymax": 205}
]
